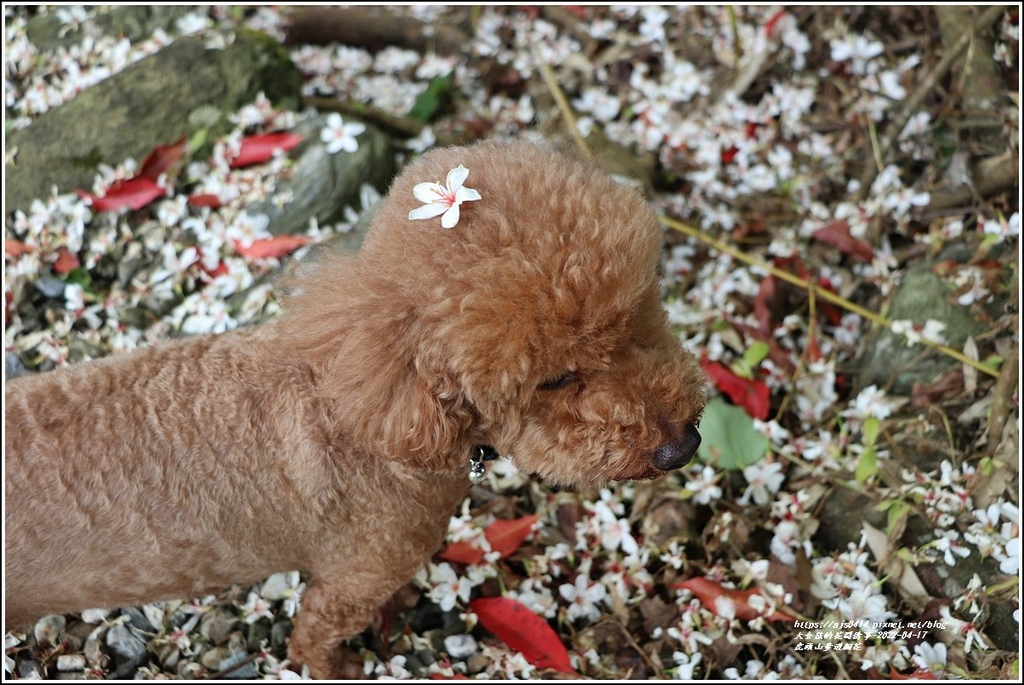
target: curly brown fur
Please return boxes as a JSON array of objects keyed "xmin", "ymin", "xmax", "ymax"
[{"xmin": 4, "ymin": 138, "xmax": 706, "ymax": 678}]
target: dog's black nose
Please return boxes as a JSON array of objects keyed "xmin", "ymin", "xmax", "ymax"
[{"xmin": 650, "ymin": 423, "xmax": 702, "ymax": 471}]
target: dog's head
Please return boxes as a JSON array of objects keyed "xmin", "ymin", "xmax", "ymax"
[{"xmin": 287, "ymin": 139, "xmax": 706, "ymax": 487}]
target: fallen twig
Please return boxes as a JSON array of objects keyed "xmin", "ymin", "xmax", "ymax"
[
  {"xmin": 986, "ymin": 268, "xmax": 1019, "ymax": 454},
  {"xmin": 661, "ymin": 215, "xmax": 1000, "ymax": 379},
  {"xmin": 282, "ymin": 7, "xmax": 468, "ymax": 56},
  {"xmin": 534, "ymin": 57, "xmax": 593, "ymax": 160},
  {"xmin": 303, "ymin": 96, "xmax": 425, "ymax": 139},
  {"xmin": 926, "ymin": 150, "xmax": 1020, "ymax": 211}
]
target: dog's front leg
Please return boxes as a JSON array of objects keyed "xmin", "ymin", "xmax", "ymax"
[{"xmin": 287, "ymin": 576, "xmax": 379, "ymax": 679}]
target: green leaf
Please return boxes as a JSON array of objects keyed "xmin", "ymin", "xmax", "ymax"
[
  {"xmin": 63, "ymin": 266, "xmax": 93, "ymax": 290},
  {"xmin": 854, "ymin": 446, "xmax": 877, "ymax": 483},
  {"xmin": 735, "ymin": 341, "xmax": 769, "ymax": 377},
  {"xmin": 407, "ymin": 73, "xmax": 454, "ymax": 123},
  {"xmin": 885, "ymin": 500, "xmax": 912, "ymax": 538},
  {"xmin": 697, "ymin": 397, "xmax": 770, "ymax": 471},
  {"xmin": 188, "ymin": 127, "xmax": 209, "ymax": 156},
  {"xmin": 862, "ymin": 416, "xmax": 880, "ymax": 446}
]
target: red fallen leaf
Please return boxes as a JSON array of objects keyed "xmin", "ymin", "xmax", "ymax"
[
  {"xmin": 804, "ymin": 329, "xmax": 823, "ymax": 363},
  {"xmin": 139, "ymin": 137, "xmax": 187, "ymax": 182},
  {"xmin": 78, "ymin": 176, "xmax": 167, "ymax": 212},
  {"xmin": 193, "ymin": 247, "xmax": 229, "ymax": 279},
  {"xmin": 470, "ymin": 597, "xmax": 574, "ymax": 673},
  {"xmin": 721, "ymin": 146, "xmax": 739, "ymax": 164},
  {"xmin": 439, "ymin": 541, "xmax": 485, "ymax": 566},
  {"xmin": 753, "ymin": 275, "xmax": 776, "ymax": 336},
  {"xmin": 188, "ymin": 193, "xmax": 224, "ymax": 208},
  {"xmin": 773, "ymin": 254, "xmax": 812, "ymax": 281},
  {"xmin": 911, "ymin": 370, "xmax": 964, "ymax": 408},
  {"xmin": 765, "ymin": 9, "xmax": 786, "ymax": 35},
  {"xmin": 440, "ymin": 515, "xmax": 539, "ymax": 566},
  {"xmin": 485, "ymin": 514, "xmax": 538, "ymax": 559},
  {"xmin": 673, "ymin": 577, "xmax": 794, "ymax": 622},
  {"xmin": 203, "ymin": 261, "xmax": 229, "ymax": 278},
  {"xmin": 233, "ymin": 235, "xmax": 311, "ymax": 260},
  {"xmin": 812, "ymin": 219, "xmax": 874, "ymax": 263},
  {"xmin": 5, "ymin": 239, "xmax": 34, "ymax": 257},
  {"xmin": 53, "ymin": 246, "xmax": 80, "ymax": 275},
  {"xmin": 930, "ymin": 258, "xmax": 958, "ymax": 277},
  {"xmin": 814, "ymin": 276, "xmax": 844, "ymax": 326},
  {"xmin": 888, "ymin": 668, "xmax": 938, "ymax": 680},
  {"xmin": 702, "ymin": 360, "xmax": 771, "ymax": 420},
  {"xmin": 229, "ymin": 132, "xmax": 303, "ymax": 169}
]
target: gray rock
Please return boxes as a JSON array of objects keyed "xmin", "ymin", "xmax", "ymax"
[
  {"xmin": 122, "ymin": 606, "xmax": 156, "ymax": 632},
  {"xmin": 18, "ymin": 659, "xmax": 44, "ymax": 679},
  {"xmin": 216, "ymin": 652, "xmax": 260, "ymax": 679},
  {"xmin": 105, "ymin": 623, "xmax": 147, "ymax": 660},
  {"xmin": 465, "ymin": 652, "xmax": 491, "ymax": 674},
  {"xmin": 246, "ymin": 621, "xmax": 270, "ymax": 652},
  {"xmin": 6, "ymin": 351, "xmax": 30, "ymax": 380},
  {"xmin": 249, "ymin": 114, "xmax": 395, "ymax": 238},
  {"xmin": 34, "ymin": 614, "xmax": 67, "ymax": 646},
  {"xmin": 33, "ymin": 276, "xmax": 67, "ymax": 299},
  {"xmin": 270, "ymin": 620, "xmax": 292, "ymax": 649},
  {"xmin": 24, "ymin": 6, "xmax": 197, "ymax": 53},
  {"xmin": 856, "ymin": 266, "xmax": 986, "ymax": 394},
  {"xmin": 443, "ymin": 633, "xmax": 478, "ymax": 660},
  {"xmin": 55, "ymin": 654, "xmax": 87, "ymax": 672},
  {"xmin": 199, "ymin": 608, "xmax": 239, "ymax": 645},
  {"xmin": 6, "ymin": 28, "xmax": 302, "ymax": 213},
  {"xmin": 200, "ymin": 646, "xmax": 231, "ymax": 671}
]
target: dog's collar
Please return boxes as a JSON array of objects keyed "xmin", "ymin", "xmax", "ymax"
[{"xmin": 469, "ymin": 444, "xmax": 499, "ymax": 483}]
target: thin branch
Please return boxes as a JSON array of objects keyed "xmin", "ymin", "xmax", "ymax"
[
  {"xmin": 282, "ymin": 7, "xmax": 468, "ymax": 56},
  {"xmin": 986, "ymin": 268, "xmax": 1019, "ymax": 453},
  {"xmin": 534, "ymin": 56, "xmax": 593, "ymax": 160},
  {"xmin": 660, "ymin": 215, "xmax": 1000, "ymax": 379},
  {"xmin": 303, "ymin": 96, "xmax": 425, "ymax": 139},
  {"xmin": 926, "ymin": 150, "xmax": 1020, "ymax": 211}
]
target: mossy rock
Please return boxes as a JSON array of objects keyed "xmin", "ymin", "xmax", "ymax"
[
  {"xmin": 23, "ymin": 6, "xmax": 197, "ymax": 52},
  {"xmin": 250, "ymin": 114, "xmax": 396, "ymax": 240},
  {"xmin": 5, "ymin": 28, "xmax": 301, "ymax": 214},
  {"xmin": 856, "ymin": 267, "xmax": 986, "ymax": 394}
]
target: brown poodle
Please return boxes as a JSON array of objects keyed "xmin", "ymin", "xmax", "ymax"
[{"xmin": 4, "ymin": 138, "xmax": 706, "ymax": 678}]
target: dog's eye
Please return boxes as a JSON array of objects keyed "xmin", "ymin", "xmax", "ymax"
[{"xmin": 539, "ymin": 371, "xmax": 578, "ymax": 391}]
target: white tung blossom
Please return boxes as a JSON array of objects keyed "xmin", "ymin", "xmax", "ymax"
[{"xmin": 738, "ymin": 461, "xmax": 785, "ymax": 506}]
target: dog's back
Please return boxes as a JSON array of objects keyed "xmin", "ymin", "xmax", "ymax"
[{"xmin": 4, "ymin": 326, "xmax": 328, "ymax": 627}]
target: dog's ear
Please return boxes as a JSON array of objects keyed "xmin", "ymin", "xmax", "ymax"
[
  {"xmin": 279, "ymin": 253, "xmax": 475, "ymax": 471},
  {"xmin": 418, "ymin": 257, "xmax": 563, "ymax": 435}
]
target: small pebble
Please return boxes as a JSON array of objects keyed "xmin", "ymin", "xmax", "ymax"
[
  {"xmin": 443, "ymin": 633, "xmax": 477, "ymax": 660},
  {"xmin": 106, "ymin": 624, "xmax": 147, "ymax": 660},
  {"xmin": 56, "ymin": 654, "xmax": 86, "ymax": 672}
]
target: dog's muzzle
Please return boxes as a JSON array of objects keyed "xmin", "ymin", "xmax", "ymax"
[{"xmin": 650, "ymin": 423, "xmax": 701, "ymax": 471}]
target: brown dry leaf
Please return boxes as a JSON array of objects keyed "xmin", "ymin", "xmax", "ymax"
[
  {"xmin": 861, "ymin": 522, "xmax": 930, "ymax": 603},
  {"xmin": 911, "ymin": 369, "xmax": 965, "ymax": 407},
  {"xmin": 640, "ymin": 497, "xmax": 695, "ymax": 547},
  {"xmin": 970, "ymin": 418, "xmax": 1019, "ymax": 509}
]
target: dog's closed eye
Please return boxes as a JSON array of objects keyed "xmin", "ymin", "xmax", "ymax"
[{"xmin": 538, "ymin": 371, "xmax": 579, "ymax": 391}]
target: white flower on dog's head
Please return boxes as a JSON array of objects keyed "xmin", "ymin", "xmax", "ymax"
[{"xmin": 408, "ymin": 165, "xmax": 481, "ymax": 229}]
